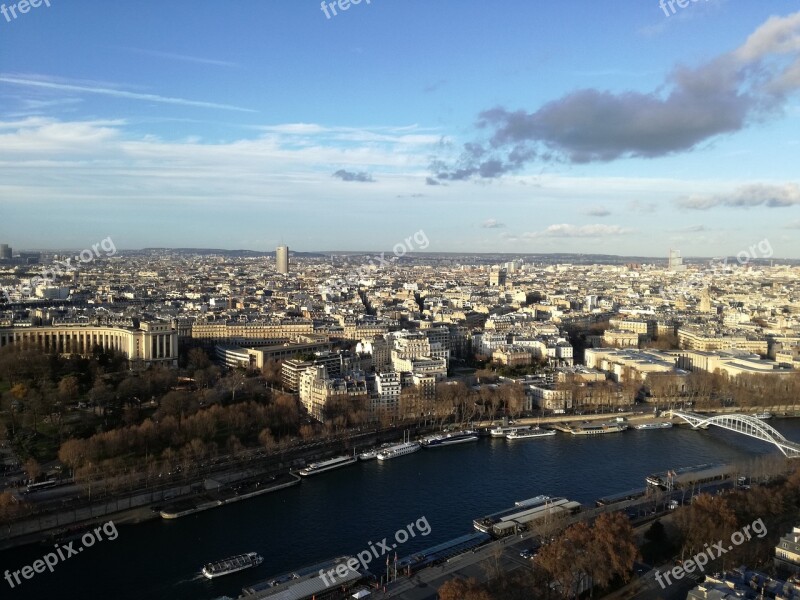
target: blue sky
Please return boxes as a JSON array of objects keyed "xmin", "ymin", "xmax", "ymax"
[{"xmin": 1, "ymin": 0, "xmax": 800, "ymax": 257}]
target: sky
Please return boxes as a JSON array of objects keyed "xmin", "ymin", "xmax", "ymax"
[{"xmin": 2, "ymin": 1, "xmax": 800, "ymax": 258}]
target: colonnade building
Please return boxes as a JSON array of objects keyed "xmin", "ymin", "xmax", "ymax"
[{"xmin": 0, "ymin": 321, "xmax": 178, "ymax": 366}]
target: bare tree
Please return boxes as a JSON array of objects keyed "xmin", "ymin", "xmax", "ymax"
[{"xmin": 23, "ymin": 458, "xmax": 42, "ymax": 482}]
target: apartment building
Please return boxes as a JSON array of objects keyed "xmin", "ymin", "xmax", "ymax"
[
  {"xmin": 373, "ymin": 371, "xmax": 401, "ymax": 415},
  {"xmin": 609, "ymin": 318, "xmax": 656, "ymax": 337},
  {"xmin": 191, "ymin": 319, "xmax": 314, "ymax": 343},
  {"xmin": 282, "ymin": 359, "xmax": 315, "ymax": 392},
  {"xmin": 391, "ymin": 355, "xmax": 448, "ymax": 381},
  {"xmin": 343, "ymin": 322, "xmax": 389, "ymax": 340},
  {"xmin": 392, "ymin": 332, "xmax": 432, "ymax": 359},
  {"xmin": 492, "ymin": 345, "xmax": 532, "ymax": 367},
  {"xmin": 527, "ymin": 384, "xmax": 572, "ymax": 412},
  {"xmin": 775, "ymin": 525, "xmax": 800, "ymax": 574},
  {"xmin": 298, "ymin": 366, "xmax": 369, "ymax": 422},
  {"xmin": 355, "ymin": 336, "xmax": 391, "ymax": 371}
]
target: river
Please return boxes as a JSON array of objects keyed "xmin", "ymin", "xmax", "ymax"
[{"xmin": 4, "ymin": 419, "xmax": 800, "ymax": 600}]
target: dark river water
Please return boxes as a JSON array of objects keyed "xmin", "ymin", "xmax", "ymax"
[{"xmin": 4, "ymin": 419, "xmax": 800, "ymax": 600}]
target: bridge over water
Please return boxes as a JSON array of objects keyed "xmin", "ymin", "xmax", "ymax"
[{"xmin": 666, "ymin": 411, "xmax": 800, "ymax": 458}]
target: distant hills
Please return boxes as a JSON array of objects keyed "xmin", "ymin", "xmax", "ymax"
[{"xmin": 15, "ymin": 248, "xmax": 800, "ymax": 266}]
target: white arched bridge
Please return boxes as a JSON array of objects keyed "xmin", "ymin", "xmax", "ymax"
[{"xmin": 666, "ymin": 411, "xmax": 800, "ymax": 458}]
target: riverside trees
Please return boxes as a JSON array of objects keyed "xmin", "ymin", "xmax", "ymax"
[
  {"xmin": 536, "ymin": 513, "xmax": 638, "ymax": 598},
  {"xmin": 435, "ymin": 511, "xmax": 638, "ymax": 599}
]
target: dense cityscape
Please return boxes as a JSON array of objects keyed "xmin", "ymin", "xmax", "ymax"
[
  {"xmin": 4, "ymin": 2, "xmax": 800, "ymax": 599},
  {"xmin": 1, "ymin": 243, "xmax": 800, "ymax": 598}
]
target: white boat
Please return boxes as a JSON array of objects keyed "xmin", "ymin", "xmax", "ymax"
[
  {"xmin": 421, "ymin": 430, "xmax": 479, "ymax": 448},
  {"xmin": 634, "ymin": 422, "xmax": 673, "ymax": 430},
  {"xmin": 376, "ymin": 441, "xmax": 421, "ymax": 461},
  {"xmin": 754, "ymin": 411, "xmax": 773, "ymax": 420},
  {"xmin": 359, "ymin": 442, "xmax": 392, "ymax": 460},
  {"xmin": 505, "ymin": 428, "xmax": 556, "ymax": 440},
  {"xmin": 490, "ymin": 425, "xmax": 531, "ymax": 438},
  {"xmin": 202, "ymin": 552, "xmax": 263, "ymax": 579},
  {"xmin": 298, "ymin": 455, "xmax": 357, "ymax": 476}
]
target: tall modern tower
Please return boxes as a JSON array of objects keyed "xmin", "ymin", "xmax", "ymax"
[
  {"xmin": 0, "ymin": 244, "xmax": 11, "ymax": 260},
  {"xmin": 276, "ymin": 245, "xmax": 289, "ymax": 274},
  {"xmin": 667, "ymin": 249, "xmax": 686, "ymax": 272}
]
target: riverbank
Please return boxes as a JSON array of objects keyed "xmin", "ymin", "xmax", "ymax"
[
  {"xmin": 477, "ymin": 404, "xmax": 800, "ymax": 428},
  {"xmin": 3, "ymin": 409, "xmax": 796, "ymax": 554},
  {"xmin": 159, "ymin": 472, "xmax": 300, "ymax": 519},
  {"xmin": 0, "ymin": 426, "xmax": 421, "ymax": 551}
]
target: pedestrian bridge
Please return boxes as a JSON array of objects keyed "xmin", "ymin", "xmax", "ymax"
[{"xmin": 666, "ymin": 411, "xmax": 800, "ymax": 458}]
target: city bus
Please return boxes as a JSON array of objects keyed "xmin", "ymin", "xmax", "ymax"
[{"xmin": 26, "ymin": 480, "xmax": 58, "ymax": 493}]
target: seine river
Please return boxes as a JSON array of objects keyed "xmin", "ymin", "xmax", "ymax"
[{"xmin": 4, "ymin": 419, "xmax": 800, "ymax": 600}]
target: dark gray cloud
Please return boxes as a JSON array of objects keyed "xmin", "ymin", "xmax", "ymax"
[
  {"xmin": 430, "ymin": 145, "xmax": 538, "ymax": 181},
  {"xmin": 677, "ymin": 183, "xmax": 800, "ymax": 210},
  {"xmin": 332, "ymin": 169, "xmax": 374, "ymax": 182},
  {"xmin": 431, "ymin": 12, "xmax": 800, "ymax": 180},
  {"xmin": 425, "ymin": 176, "xmax": 443, "ymax": 186}
]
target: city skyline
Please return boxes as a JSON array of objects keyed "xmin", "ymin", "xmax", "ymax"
[
  {"xmin": 0, "ymin": 241, "xmax": 794, "ymax": 263},
  {"xmin": 2, "ymin": 2, "xmax": 800, "ymax": 256}
]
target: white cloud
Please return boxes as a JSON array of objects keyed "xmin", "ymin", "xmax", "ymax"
[
  {"xmin": 521, "ymin": 224, "xmax": 633, "ymax": 238},
  {"xmin": 121, "ymin": 48, "xmax": 240, "ymax": 68},
  {"xmin": 677, "ymin": 183, "xmax": 800, "ymax": 209},
  {"xmin": 0, "ymin": 75, "xmax": 255, "ymax": 113}
]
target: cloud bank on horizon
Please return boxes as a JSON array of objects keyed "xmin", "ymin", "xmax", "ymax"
[{"xmin": 678, "ymin": 183, "xmax": 800, "ymax": 209}]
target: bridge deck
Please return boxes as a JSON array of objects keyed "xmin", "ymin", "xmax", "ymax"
[{"xmin": 668, "ymin": 411, "xmax": 800, "ymax": 458}]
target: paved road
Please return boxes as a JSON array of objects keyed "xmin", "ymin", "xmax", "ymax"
[
  {"xmin": 383, "ymin": 533, "xmax": 535, "ymax": 599},
  {"xmin": 380, "ymin": 534, "xmax": 703, "ymax": 600}
]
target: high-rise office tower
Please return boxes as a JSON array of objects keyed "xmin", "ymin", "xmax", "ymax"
[
  {"xmin": 667, "ymin": 249, "xmax": 686, "ymax": 272},
  {"xmin": 0, "ymin": 244, "xmax": 11, "ymax": 260},
  {"xmin": 276, "ymin": 245, "xmax": 289, "ymax": 274}
]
